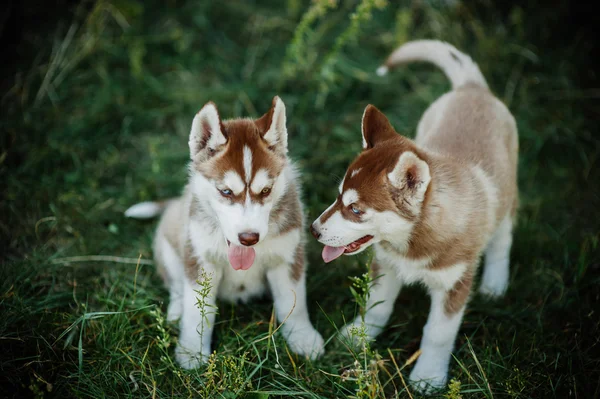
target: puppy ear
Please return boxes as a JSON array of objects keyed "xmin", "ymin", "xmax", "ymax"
[
  {"xmin": 189, "ymin": 102, "xmax": 227, "ymax": 159},
  {"xmin": 388, "ymin": 151, "xmax": 431, "ymax": 203},
  {"xmin": 361, "ymin": 105, "xmax": 397, "ymax": 150},
  {"xmin": 256, "ymin": 96, "xmax": 288, "ymax": 154}
]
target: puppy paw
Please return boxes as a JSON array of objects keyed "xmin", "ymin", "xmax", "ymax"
[
  {"xmin": 409, "ymin": 359, "xmax": 448, "ymax": 394},
  {"xmin": 478, "ymin": 279, "xmax": 507, "ymax": 298},
  {"xmin": 286, "ymin": 327, "xmax": 325, "ymax": 360},
  {"xmin": 174, "ymin": 344, "xmax": 210, "ymax": 369},
  {"xmin": 166, "ymin": 298, "xmax": 183, "ymax": 322}
]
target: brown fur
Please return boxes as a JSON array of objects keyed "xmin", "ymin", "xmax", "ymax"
[
  {"xmin": 195, "ymin": 118, "xmax": 286, "ymax": 205},
  {"xmin": 153, "ymin": 98, "xmax": 305, "ymax": 287},
  {"xmin": 291, "ymin": 245, "xmax": 304, "ymax": 282},
  {"xmin": 271, "ymin": 181, "xmax": 304, "ymax": 235},
  {"xmin": 445, "ymin": 270, "xmax": 474, "ymax": 315},
  {"xmin": 417, "ymin": 85, "xmax": 518, "ymax": 227},
  {"xmin": 184, "ymin": 239, "xmax": 200, "ymax": 281},
  {"xmin": 370, "ymin": 260, "xmax": 381, "ymax": 278},
  {"xmin": 331, "ymin": 87, "xmax": 518, "ymax": 314},
  {"xmin": 341, "ymin": 138, "xmax": 425, "ymax": 222}
]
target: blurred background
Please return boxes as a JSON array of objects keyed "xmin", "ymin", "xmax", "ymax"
[{"xmin": 1, "ymin": 0, "xmax": 598, "ymax": 398}]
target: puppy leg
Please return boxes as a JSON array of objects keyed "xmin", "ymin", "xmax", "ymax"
[
  {"xmin": 409, "ymin": 275, "xmax": 472, "ymax": 393},
  {"xmin": 480, "ymin": 214, "xmax": 513, "ymax": 297},
  {"xmin": 154, "ymin": 234, "xmax": 185, "ymax": 322},
  {"xmin": 266, "ymin": 263, "xmax": 325, "ymax": 360},
  {"xmin": 339, "ymin": 261, "xmax": 402, "ymax": 345},
  {"xmin": 174, "ymin": 264, "xmax": 223, "ymax": 369}
]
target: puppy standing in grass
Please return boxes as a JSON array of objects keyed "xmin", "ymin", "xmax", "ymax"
[
  {"xmin": 126, "ymin": 96, "xmax": 324, "ymax": 368},
  {"xmin": 311, "ymin": 40, "xmax": 518, "ymax": 391}
]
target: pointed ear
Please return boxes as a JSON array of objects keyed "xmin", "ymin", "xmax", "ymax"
[
  {"xmin": 388, "ymin": 151, "xmax": 431, "ymax": 203},
  {"xmin": 361, "ymin": 105, "xmax": 398, "ymax": 150},
  {"xmin": 189, "ymin": 102, "xmax": 227, "ymax": 159},
  {"xmin": 256, "ymin": 96, "xmax": 288, "ymax": 154}
]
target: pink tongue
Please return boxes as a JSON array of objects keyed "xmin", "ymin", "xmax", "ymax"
[
  {"xmin": 322, "ymin": 246, "xmax": 346, "ymax": 263},
  {"xmin": 227, "ymin": 244, "xmax": 256, "ymax": 270}
]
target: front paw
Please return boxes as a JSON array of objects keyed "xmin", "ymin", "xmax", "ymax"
[
  {"xmin": 285, "ymin": 327, "xmax": 325, "ymax": 360},
  {"xmin": 166, "ymin": 298, "xmax": 183, "ymax": 322},
  {"xmin": 174, "ymin": 344, "xmax": 210, "ymax": 369},
  {"xmin": 409, "ymin": 358, "xmax": 448, "ymax": 394}
]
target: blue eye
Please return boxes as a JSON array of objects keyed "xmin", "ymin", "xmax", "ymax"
[
  {"xmin": 350, "ymin": 205, "xmax": 361, "ymax": 215},
  {"xmin": 220, "ymin": 188, "xmax": 233, "ymax": 197}
]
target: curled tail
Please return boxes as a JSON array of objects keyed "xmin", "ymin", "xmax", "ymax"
[
  {"xmin": 376, "ymin": 40, "xmax": 488, "ymax": 89},
  {"xmin": 124, "ymin": 200, "xmax": 172, "ymax": 219}
]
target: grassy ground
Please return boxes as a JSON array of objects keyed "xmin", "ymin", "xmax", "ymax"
[{"xmin": 1, "ymin": 0, "xmax": 599, "ymax": 397}]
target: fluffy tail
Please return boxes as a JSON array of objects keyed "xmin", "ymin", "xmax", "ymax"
[
  {"xmin": 124, "ymin": 200, "xmax": 171, "ymax": 219},
  {"xmin": 376, "ymin": 40, "xmax": 488, "ymax": 89}
]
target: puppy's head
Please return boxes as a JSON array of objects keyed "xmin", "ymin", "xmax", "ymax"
[
  {"xmin": 311, "ymin": 105, "xmax": 431, "ymax": 263},
  {"xmin": 188, "ymin": 96, "xmax": 289, "ymax": 270}
]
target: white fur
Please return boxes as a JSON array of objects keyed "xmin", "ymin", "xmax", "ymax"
[
  {"xmin": 338, "ymin": 176, "xmax": 345, "ymax": 194},
  {"xmin": 157, "ymin": 166, "xmax": 322, "ymax": 367},
  {"xmin": 124, "ymin": 201, "xmax": 163, "ymax": 219},
  {"xmin": 267, "ymin": 264, "xmax": 325, "ymax": 358},
  {"xmin": 222, "ymin": 170, "xmax": 245, "ymax": 195},
  {"xmin": 361, "ymin": 106, "xmax": 369, "ymax": 149},
  {"xmin": 388, "ymin": 152, "xmax": 431, "ymax": 203},
  {"xmin": 243, "ymin": 146, "xmax": 253, "ymax": 183},
  {"xmin": 328, "ymin": 39, "xmax": 517, "ymax": 394},
  {"xmin": 415, "ymin": 93, "xmax": 453, "ymax": 144},
  {"xmin": 381, "ymin": 40, "xmax": 488, "ymax": 89},
  {"xmin": 314, "ymin": 211, "xmax": 369, "ymax": 251},
  {"xmin": 189, "ymin": 103, "xmax": 226, "ymax": 158},
  {"xmin": 340, "ymin": 246, "xmax": 468, "ymax": 391},
  {"xmin": 409, "ymin": 289, "xmax": 465, "ymax": 392},
  {"xmin": 250, "ymin": 169, "xmax": 271, "ymax": 193},
  {"xmin": 339, "ymin": 260, "xmax": 401, "ymax": 343},
  {"xmin": 472, "ymin": 165, "xmax": 499, "ymax": 236},
  {"xmin": 350, "ymin": 168, "xmax": 362, "ymax": 178},
  {"xmin": 189, "ymin": 167, "xmax": 281, "ymax": 245},
  {"xmin": 175, "ymin": 265, "xmax": 222, "ymax": 369},
  {"xmin": 169, "ymin": 211, "xmax": 324, "ymax": 364},
  {"xmin": 379, "ymin": 252, "xmax": 466, "ymax": 292},
  {"xmin": 314, "ymin": 205, "xmax": 414, "ymax": 256},
  {"xmin": 341, "ymin": 189, "xmax": 359, "ymax": 207},
  {"xmin": 155, "ymin": 235, "xmax": 185, "ymax": 322},
  {"xmin": 132, "ymin": 99, "xmax": 324, "ymax": 368},
  {"xmin": 263, "ymin": 97, "xmax": 288, "ymax": 153},
  {"xmin": 480, "ymin": 214, "xmax": 512, "ymax": 296}
]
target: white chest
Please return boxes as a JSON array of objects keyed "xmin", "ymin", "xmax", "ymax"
[
  {"xmin": 188, "ymin": 220, "xmax": 301, "ymax": 303},
  {"xmin": 375, "ymin": 245, "xmax": 466, "ymax": 292}
]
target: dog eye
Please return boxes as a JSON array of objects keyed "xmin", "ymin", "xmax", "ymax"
[
  {"xmin": 261, "ymin": 187, "xmax": 271, "ymax": 196},
  {"xmin": 220, "ymin": 188, "xmax": 233, "ymax": 197},
  {"xmin": 350, "ymin": 205, "xmax": 362, "ymax": 215}
]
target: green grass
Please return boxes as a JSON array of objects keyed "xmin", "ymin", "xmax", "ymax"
[{"xmin": 1, "ymin": 0, "xmax": 599, "ymax": 397}]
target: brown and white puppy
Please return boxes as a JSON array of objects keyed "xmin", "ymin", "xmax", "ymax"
[
  {"xmin": 311, "ymin": 40, "xmax": 518, "ymax": 391},
  {"xmin": 126, "ymin": 96, "xmax": 324, "ymax": 368}
]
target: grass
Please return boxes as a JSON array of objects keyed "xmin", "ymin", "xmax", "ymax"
[{"xmin": 1, "ymin": 0, "xmax": 599, "ymax": 397}]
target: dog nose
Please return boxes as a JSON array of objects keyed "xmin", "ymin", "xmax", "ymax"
[
  {"xmin": 310, "ymin": 224, "xmax": 321, "ymax": 239},
  {"xmin": 238, "ymin": 232, "xmax": 260, "ymax": 246}
]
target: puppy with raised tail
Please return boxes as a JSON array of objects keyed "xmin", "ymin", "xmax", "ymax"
[
  {"xmin": 126, "ymin": 96, "xmax": 324, "ymax": 368},
  {"xmin": 311, "ymin": 40, "xmax": 518, "ymax": 391}
]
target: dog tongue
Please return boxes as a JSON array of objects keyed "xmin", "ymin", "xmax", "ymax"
[
  {"xmin": 227, "ymin": 244, "xmax": 256, "ymax": 270},
  {"xmin": 322, "ymin": 246, "xmax": 346, "ymax": 263}
]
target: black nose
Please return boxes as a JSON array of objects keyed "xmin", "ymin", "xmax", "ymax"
[
  {"xmin": 238, "ymin": 232, "xmax": 260, "ymax": 246},
  {"xmin": 310, "ymin": 224, "xmax": 321, "ymax": 239}
]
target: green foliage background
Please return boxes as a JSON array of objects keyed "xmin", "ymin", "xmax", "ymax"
[{"xmin": 1, "ymin": 0, "xmax": 598, "ymax": 397}]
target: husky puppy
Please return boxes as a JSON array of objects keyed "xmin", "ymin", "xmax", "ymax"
[
  {"xmin": 311, "ymin": 40, "xmax": 518, "ymax": 391},
  {"xmin": 126, "ymin": 97, "xmax": 324, "ymax": 368}
]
